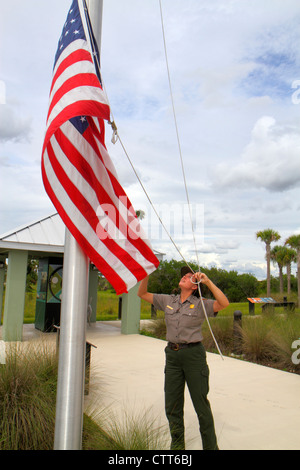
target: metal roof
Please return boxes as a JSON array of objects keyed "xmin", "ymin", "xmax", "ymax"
[
  {"xmin": 0, "ymin": 213, "xmax": 165, "ymax": 260},
  {"xmin": 0, "ymin": 213, "xmax": 65, "ymax": 255}
]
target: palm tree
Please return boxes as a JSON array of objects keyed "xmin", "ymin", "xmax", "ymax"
[
  {"xmin": 282, "ymin": 247, "xmax": 297, "ymax": 295},
  {"xmin": 256, "ymin": 229, "xmax": 281, "ymax": 296},
  {"xmin": 285, "ymin": 234, "xmax": 300, "ymax": 306},
  {"xmin": 271, "ymin": 245, "xmax": 296, "ymax": 295},
  {"xmin": 135, "ymin": 210, "xmax": 145, "ymax": 220},
  {"xmin": 270, "ymin": 245, "xmax": 285, "ymax": 293}
]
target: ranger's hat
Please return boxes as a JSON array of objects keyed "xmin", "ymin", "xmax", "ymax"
[{"xmin": 180, "ymin": 266, "xmax": 193, "ymax": 277}]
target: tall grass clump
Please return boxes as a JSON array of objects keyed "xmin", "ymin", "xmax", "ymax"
[
  {"xmin": 142, "ymin": 318, "xmax": 166, "ymax": 340},
  {"xmin": 84, "ymin": 406, "xmax": 169, "ymax": 450},
  {"xmin": 82, "ymin": 411, "xmax": 122, "ymax": 450},
  {"xmin": 0, "ymin": 343, "xmax": 58, "ymax": 450},
  {"xmin": 202, "ymin": 317, "xmax": 234, "ymax": 354},
  {"xmin": 267, "ymin": 314, "xmax": 300, "ymax": 373},
  {"xmin": 239, "ymin": 317, "xmax": 273, "ymax": 363},
  {"xmin": 236, "ymin": 314, "xmax": 300, "ymax": 372}
]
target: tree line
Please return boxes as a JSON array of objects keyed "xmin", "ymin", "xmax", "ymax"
[
  {"xmin": 25, "ymin": 226, "xmax": 300, "ymax": 305},
  {"xmin": 147, "ymin": 259, "xmax": 260, "ymax": 303},
  {"xmin": 147, "ymin": 257, "xmax": 300, "ymax": 304}
]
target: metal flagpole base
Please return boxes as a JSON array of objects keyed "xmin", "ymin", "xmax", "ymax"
[{"xmin": 54, "ymin": 229, "xmax": 90, "ymax": 450}]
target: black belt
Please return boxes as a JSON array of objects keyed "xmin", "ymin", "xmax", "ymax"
[{"xmin": 167, "ymin": 341, "xmax": 201, "ymax": 351}]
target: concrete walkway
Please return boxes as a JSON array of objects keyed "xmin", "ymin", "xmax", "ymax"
[
  {"xmin": 84, "ymin": 322, "xmax": 300, "ymax": 450},
  {"xmin": 2, "ymin": 321, "xmax": 300, "ymax": 450}
]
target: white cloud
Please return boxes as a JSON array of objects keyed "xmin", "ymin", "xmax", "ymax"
[
  {"xmin": 0, "ymin": 104, "xmax": 32, "ymax": 142},
  {"xmin": 211, "ymin": 116, "xmax": 300, "ymax": 192},
  {"xmin": 215, "ymin": 239, "xmax": 240, "ymax": 250}
]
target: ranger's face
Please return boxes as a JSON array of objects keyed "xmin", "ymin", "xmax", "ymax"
[{"xmin": 179, "ymin": 273, "xmax": 196, "ymax": 290}]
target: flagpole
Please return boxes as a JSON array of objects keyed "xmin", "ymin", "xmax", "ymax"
[
  {"xmin": 54, "ymin": 230, "xmax": 89, "ymax": 450},
  {"xmin": 53, "ymin": 0, "xmax": 103, "ymax": 450},
  {"xmin": 86, "ymin": 0, "xmax": 103, "ymax": 50}
]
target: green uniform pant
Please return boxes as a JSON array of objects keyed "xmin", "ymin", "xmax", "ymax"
[{"xmin": 164, "ymin": 342, "xmax": 218, "ymax": 450}]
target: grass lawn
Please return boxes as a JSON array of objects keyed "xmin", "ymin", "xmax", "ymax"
[
  {"xmin": 22, "ymin": 290, "xmax": 253, "ymax": 324},
  {"xmin": 21, "ymin": 288, "xmax": 300, "ymax": 325},
  {"xmin": 94, "ymin": 291, "xmax": 300, "ymax": 319},
  {"xmin": 22, "ymin": 289, "xmax": 153, "ymax": 324}
]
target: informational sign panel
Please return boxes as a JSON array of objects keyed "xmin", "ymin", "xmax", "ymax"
[{"xmin": 247, "ymin": 298, "xmax": 276, "ymax": 303}]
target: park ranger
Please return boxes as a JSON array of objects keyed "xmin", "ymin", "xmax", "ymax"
[{"xmin": 138, "ymin": 266, "xmax": 229, "ymax": 450}]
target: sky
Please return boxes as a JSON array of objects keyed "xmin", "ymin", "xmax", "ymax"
[{"xmin": 1, "ymin": 0, "xmax": 300, "ymax": 280}]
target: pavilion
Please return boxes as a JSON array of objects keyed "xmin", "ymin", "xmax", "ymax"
[{"xmin": 0, "ymin": 213, "xmax": 164, "ymax": 341}]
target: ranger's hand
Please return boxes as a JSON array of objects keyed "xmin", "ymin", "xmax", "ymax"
[{"xmin": 192, "ymin": 272, "xmax": 209, "ymax": 285}]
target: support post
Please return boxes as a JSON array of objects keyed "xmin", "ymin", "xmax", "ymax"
[
  {"xmin": 233, "ymin": 310, "xmax": 243, "ymax": 355},
  {"xmin": 2, "ymin": 250, "xmax": 28, "ymax": 342},
  {"xmin": 0, "ymin": 256, "xmax": 6, "ymax": 322},
  {"xmin": 121, "ymin": 283, "xmax": 141, "ymax": 334},
  {"xmin": 248, "ymin": 300, "xmax": 255, "ymax": 315}
]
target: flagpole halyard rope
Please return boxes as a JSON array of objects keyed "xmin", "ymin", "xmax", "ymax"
[
  {"xmin": 158, "ymin": 0, "xmax": 200, "ymax": 270},
  {"xmin": 158, "ymin": 0, "xmax": 223, "ymax": 359}
]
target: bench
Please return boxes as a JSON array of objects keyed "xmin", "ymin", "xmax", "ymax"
[{"xmin": 247, "ymin": 297, "xmax": 295, "ymax": 314}]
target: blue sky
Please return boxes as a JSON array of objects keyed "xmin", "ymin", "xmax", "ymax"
[{"xmin": 1, "ymin": 0, "xmax": 300, "ymax": 280}]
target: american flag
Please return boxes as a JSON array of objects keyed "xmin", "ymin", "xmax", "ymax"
[{"xmin": 41, "ymin": 0, "xmax": 159, "ymax": 294}]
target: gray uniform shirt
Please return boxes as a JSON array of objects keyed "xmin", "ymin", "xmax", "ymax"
[{"xmin": 153, "ymin": 293, "xmax": 216, "ymax": 343}]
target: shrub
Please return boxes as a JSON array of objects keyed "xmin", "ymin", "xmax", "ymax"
[
  {"xmin": 239, "ymin": 317, "xmax": 273, "ymax": 363},
  {"xmin": 0, "ymin": 343, "xmax": 57, "ymax": 450},
  {"xmin": 85, "ymin": 406, "xmax": 168, "ymax": 450},
  {"xmin": 202, "ymin": 317, "xmax": 234, "ymax": 354},
  {"xmin": 143, "ymin": 318, "xmax": 166, "ymax": 340},
  {"xmin": 267, "ymin": 315, "xmax": 300, "ymax": 372}
]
